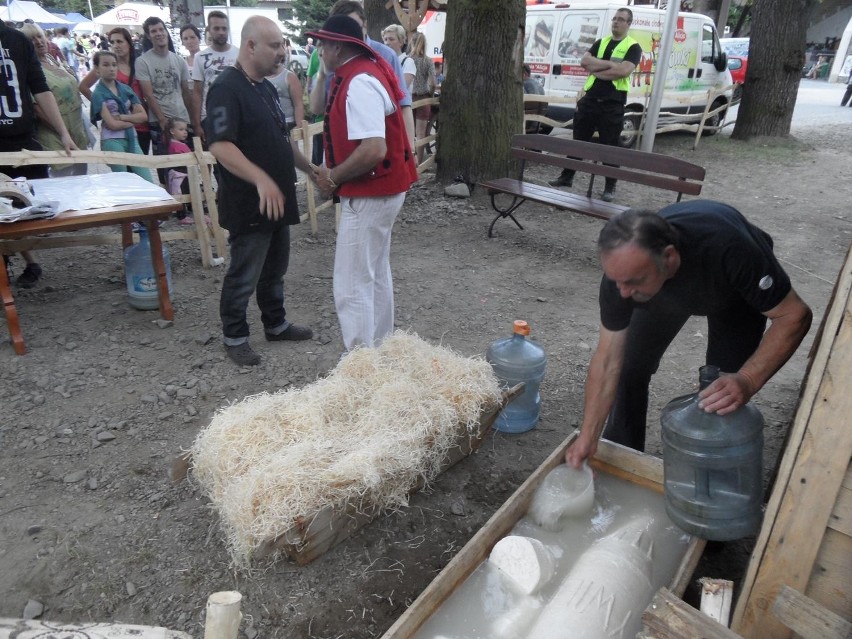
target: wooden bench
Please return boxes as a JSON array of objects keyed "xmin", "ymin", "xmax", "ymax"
[{"xmin": 480, "ymin": 134, "xmax": 706, "ymax": 237}]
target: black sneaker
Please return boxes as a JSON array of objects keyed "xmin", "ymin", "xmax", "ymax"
[
  {"xmin": 548, "ymin": 172, "xmax": 573, "ymax": 188},
  {"xmin": 265, "ymin": 324, "xmax": 313, "ymax": 341},
  {"xmin": 16, "ymin": 262, "xmax": 42, "ymax": 289},
  {"xmin": 601, "ymin": 189, "xmax": 615, "ymax": 203},
  {"xmin": 225, "ymin": 342, "xmax": 261, "ymax": 366}
]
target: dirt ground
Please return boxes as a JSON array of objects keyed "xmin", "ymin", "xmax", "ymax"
[{"xmin": 1, "ymin": 119, "xmax": 850, "ymax": 638}]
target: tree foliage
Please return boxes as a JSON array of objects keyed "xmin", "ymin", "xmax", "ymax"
[
  {"xmin": 436, "ymin": 0, "xmax": 526, "ymax": 184},
  {"xmin": 48, "ymin": 0, "xmax": 108, "ymax": 20},
  {"xmin": 731, "ymin": 0, "xmax": 815, "ymax": 139},
  {"xmin": 285, "ymin": 0, "xmax": 334, "ymax": 39}
]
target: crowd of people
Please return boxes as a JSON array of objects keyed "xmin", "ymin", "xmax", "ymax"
[{"xmin": 1, "ymin": 7, "xmax": 813, "ymax": 469}]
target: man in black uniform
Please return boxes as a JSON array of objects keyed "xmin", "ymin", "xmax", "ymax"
[
  {"xmin": 564, "ymin": 202, "xmax": 813, "ymax": 468},
  {"xmin": 205, "ymin": 16, "xmax": 313, "ymax": 367},
  {"xmin": 0, "ymin": 21, "xmax": 78, "ymax": 288},
  {"xmin": 548, "ymin": 7, "xmax": 641, "ymax": 202}
]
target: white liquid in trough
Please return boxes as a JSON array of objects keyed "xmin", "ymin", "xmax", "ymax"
[{"xmin": 413, "ymin": 471, "xmax": 692, "ymax": 639}]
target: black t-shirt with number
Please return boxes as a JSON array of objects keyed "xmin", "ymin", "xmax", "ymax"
[
  {"xmin": 0, "ymin": 23, "xmax": 50, "ymax": 148},
  {"xmin": 585, "ymin": 37, "xmax": 642, "ymax": 103},
  {"xmin": 204, "ymin": 65, "xmax": 299, "ymax": 233},
  {"xmin": 600, "ymin": 200, "xmax": 792, "ymax": 331}
]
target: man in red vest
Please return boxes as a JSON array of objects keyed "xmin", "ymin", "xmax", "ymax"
[{"xmin": 308, "ymin": 16, "xmax": 418, "ymax": 352}]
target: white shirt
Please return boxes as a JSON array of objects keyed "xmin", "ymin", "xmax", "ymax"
[
  {"xmin": 345, "ymin": 74, "xmax": 395, "ymax": 140},
  {"xmin": 191, "ymin": 45, "xmax": 239, "ymax": 119}
]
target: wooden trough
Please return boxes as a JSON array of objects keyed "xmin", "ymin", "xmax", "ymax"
[{"xmin": 381, "ymin": 434, "xmax": 706, "ymax": 638}]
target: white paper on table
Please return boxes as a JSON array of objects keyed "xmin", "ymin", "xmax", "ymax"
[{"xmin": 29, "ymin": 173, "xmax": 173, "ymax": 213}]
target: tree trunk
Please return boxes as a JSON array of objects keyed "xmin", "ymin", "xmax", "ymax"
[
  {"xmin": 731, "ymin": 0, "xmax": 816, "ymax": 139},
  {"xmin": 436, "ymin": 0, "xmax": 526, "ymax": 185},
  {"xmin": 364, "ymin": 0, "xmax": 399, "ymax": 42}
]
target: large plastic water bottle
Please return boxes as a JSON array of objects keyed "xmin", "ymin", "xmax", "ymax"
[
  {"xmin": 124, "ymin": 226, "xmax": 172, "ymax": 311},
  {"xmin": 486, "ymin": 320, "xmax": 547, "ymax": 433},
  {"xmin": 661, "ymin": 365, "xmax": 764, "ymax": 541}
]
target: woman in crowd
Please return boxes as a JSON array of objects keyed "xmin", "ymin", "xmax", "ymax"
[
  {"xmin": 268, "ymin": 44, "xmax": 304, "ymax": 132},
  {"xmin": 80, "ymin": 27, "xmax": 151, "ymax": 154},
  {"xmin": 382, "ymin": 24, "xmax": 415, "ymax": 91},
  {"xmin": 20, "ymin": 23, "xmax": 89, "ymax": 176},
  {"xmin": 408, "ymin": 32, "xmax": 436, "ymax": 164},
  {"xmin": 180, "ymin": 24, "xmax": 202, "ymax": 92}
]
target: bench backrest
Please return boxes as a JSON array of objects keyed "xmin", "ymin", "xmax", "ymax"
[{"xmin": 512, "ymin": 134, "xmax": 705, "ymax": 196}]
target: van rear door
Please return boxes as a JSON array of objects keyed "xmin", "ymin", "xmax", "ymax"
[{"xmin": 549, "ymin": 9, "xmax": 605, "ymax": 98}]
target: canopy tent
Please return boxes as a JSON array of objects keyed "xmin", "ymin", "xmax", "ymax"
[
  {"xmin": 60, "ymin": 12, "xmax": 92, "ymax": 24},
  {"xmin": 0, "ymin": 1, "xmax": 72, "ymax": 28},
  {"xmin": 93, "ymin": 2, "xmax": 168, "ymax": 29},
  {"xmin": 71, "ymin": 21, "xmax": 98, "ymax": 34}
]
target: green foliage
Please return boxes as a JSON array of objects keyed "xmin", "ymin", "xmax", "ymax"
[
  {"xmin": 48, "ymin": 0, "xmax": 108, "ymax": 19},
  {"xmin": 285, "ymin": 0, "xmax": 334, "ymax": 40}
]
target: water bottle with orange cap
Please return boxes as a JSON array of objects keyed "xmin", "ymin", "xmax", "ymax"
[{"xmin": 486, "ymin": 320, "xmax": 547, "ymax": 433}]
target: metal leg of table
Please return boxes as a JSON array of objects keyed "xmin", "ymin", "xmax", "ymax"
[
  {"xmin": 0, "ymin": 260, "xmax": 26, "ymax": 355},
  {"xmin": 144, "ymin": 219, "xmax": 174, "ymax": 321}
]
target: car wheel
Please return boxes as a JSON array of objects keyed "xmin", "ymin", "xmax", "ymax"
[
  {"xmin": 703, "ymin": 100, "xmax": 726, "ymax": 136},
  {"xmin": 618, "ymin": 113, "xmax": 640, "ymax": 148}
]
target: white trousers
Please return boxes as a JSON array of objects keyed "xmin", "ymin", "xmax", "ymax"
[{"xmin": 334, "ymin": 193, "xmax": 406, "ymax": 351}]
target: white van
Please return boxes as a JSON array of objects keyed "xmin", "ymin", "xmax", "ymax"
[{"xmin": 525, "ymin": 4, "xmax": 732, "ymax": 145}]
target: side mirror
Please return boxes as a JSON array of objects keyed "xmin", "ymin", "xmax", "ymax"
[{"xmin": 715, "ymin": 51, "xmax": 728, "ymax": 72}]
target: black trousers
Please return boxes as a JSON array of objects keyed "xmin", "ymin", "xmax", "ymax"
[
  {"xmin": 602, "ymin": 303, "xmax": 768, "ymax": 451},
  {"xmin": 563, "ymin": 96, "xmax": 625, "ymax": 189}
]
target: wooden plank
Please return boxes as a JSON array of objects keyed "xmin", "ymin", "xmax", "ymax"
[
  {"xmin": 481, "ymin": 177, "xmax": 627, "ymax": 221},
  {"xmin": 641, "ymin": 588, "xmax": 743, "ymax": 639},
  {"xmin": 804, "ymin": 527, "xmax": 852, "ymax": 621},
  {"xmin": 512, "ymin": 148, "xmax": 705, "ymax": 196},
  {"xmin": 381, "ymin": 437, "xmax": 701, "ymax": 638},
  {"xmin": 511, "ymin": 134, "xmax": 707, "ymax": 180},
  {"xmin": 0, "ymin": 618, "xmax": 191, "ymax": 639},
  {"xmin": 732, "ymin": 246, "xmax": 852, "ymax": 638},
  {"xmin": 827, "ymin": 482, "xmax": 852, "ymax": 537},
  {"xmin": 772, "ymin": 585, "xmax": 852, "ymax": 639}
]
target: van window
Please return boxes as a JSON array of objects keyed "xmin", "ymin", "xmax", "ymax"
[
  {"xmin": 701, "ymin": 24, "xmax": 717, "ymax": 64},
  {"xmin": 556, "ymin": 13, "xmax": 601, "ymax": 60}
]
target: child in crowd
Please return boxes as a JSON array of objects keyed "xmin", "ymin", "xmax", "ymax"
[
  {"xmin": 162, "ymin": 117, "xmax": 197, "ymax": 224},
  {"xmin": 89, "ymin": 50, "xmax": 154, "ymax": 182}
]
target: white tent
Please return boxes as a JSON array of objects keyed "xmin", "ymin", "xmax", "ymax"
[
  {"xmin": 93, "ymin": 2, "xmax": 169, "ymax": 29},
  {"xmin": 0, "ymin": 1, "xmax": 72, "ymax": 27},
  {"xmin": 72, "ymin": 21, "xmax": 98, "ymax": 34}
]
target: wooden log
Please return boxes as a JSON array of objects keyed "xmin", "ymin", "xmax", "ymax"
[
  {"xmin": 700, "ymin": 578, "xmax": 734, "ymax": 627},
  {"xmin": 0, "ymin": 618, "xmax": 191, "ymax": 639},
  {"xmin": 641, "ymin": 588, "xmax": 743, "ymax": 639},
  {"xmin": 203, "ymin": 591, "xmax": 242, "ymax": 639},
  {"xmin": 771, "ymin": 584, "xmax": 852, "ymax": 639}
]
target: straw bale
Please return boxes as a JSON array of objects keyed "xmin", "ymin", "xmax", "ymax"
[{"xmin": 190, "ymin": 332, "xmax": 501, "ymax": 565}]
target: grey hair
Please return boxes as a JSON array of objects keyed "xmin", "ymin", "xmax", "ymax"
[{"xmin": 598, "ymin": 209, "xmax": 680, "ymax": 258}]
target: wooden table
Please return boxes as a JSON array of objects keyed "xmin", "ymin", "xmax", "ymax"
[{"xmin": 0, "ymin": 196, "xmax": 181, "ymax": 355}]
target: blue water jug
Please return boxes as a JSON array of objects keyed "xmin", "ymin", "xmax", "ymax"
[
  {"xmin": 486, "ymin": 320, "xmax": 547, "ymax": 433},
  {"xmin": 124, "ymin": 226, "xmax": 172, "ymax": 311},
  {"xmin": 661, "ymin": 365, "xmax": 764, "ymax": 541}
]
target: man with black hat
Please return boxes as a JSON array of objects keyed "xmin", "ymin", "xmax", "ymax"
[
  {"xmin": 205, "ymin": 16, "xmax": 314, "ymax": 366},
  {"xmin": 308, "ymin": 16, "xmax": 418, "ymax": 353}
]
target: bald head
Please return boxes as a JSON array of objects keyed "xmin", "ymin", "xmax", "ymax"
[{"xmin": 239, "ymin": 16, "xmax": 287, "ymax": 80}]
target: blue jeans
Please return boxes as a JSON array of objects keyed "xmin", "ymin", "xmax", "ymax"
[{"xmin": 220, "ymin": 224, "xmax": 291, "ymax": 345}]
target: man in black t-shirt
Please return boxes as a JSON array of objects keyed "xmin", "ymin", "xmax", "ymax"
[
  {"xmin": 564, "ymin": 202, "xmax": 813, "ymax": 468},
  {"xmin": 205, "ymin": 16, "xmax": 314, "ymax": 367},
  {"xmin": 0, "ymin": 21, "xmax": 78, "ymax": 288},
  {"xmin": 548, "ymin": 7, "xmax": 641, "ymax": 202}
]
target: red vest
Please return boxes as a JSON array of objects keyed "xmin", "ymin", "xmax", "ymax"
[{"xmin": 324, "ymin": 56, "xmax": 417, "ymax": 197}]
